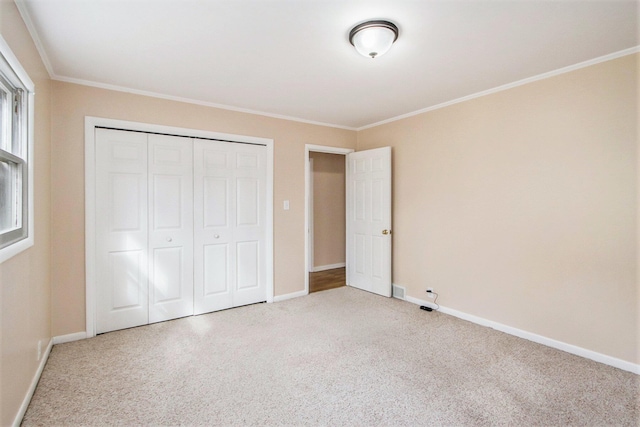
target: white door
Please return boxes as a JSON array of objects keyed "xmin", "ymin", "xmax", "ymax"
[
  {"xmin": 96, "ymin": 129, "xmax": 195, "ymax": 333},
  {"xmin": 193, "ymin": 140, "xmax": 267, "ymax": 314},
  {"xmin": 96, "ymin": 129, "xmax": 149, "ymax": 333},
  {"xmin": 147, "ymin": 134, "xmax": 194, "ymax": 323},
  {"xmin": 346, "ymin": 147, "xmax": 392, "ymax": 297}
]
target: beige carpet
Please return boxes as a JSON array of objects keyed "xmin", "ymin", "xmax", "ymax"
[{"xmin": 23, "ymin": 287, "xmax": 638, "ymax": 426}]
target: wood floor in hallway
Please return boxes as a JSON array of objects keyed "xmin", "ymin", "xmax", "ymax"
[{"xmin": 309, "ymin": 267, "xmax": 345, "ymax": 293}]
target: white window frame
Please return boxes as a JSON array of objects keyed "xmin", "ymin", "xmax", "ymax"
[{"xmin": 0, "ymin": 35, "xmax": 35, "ymax": 264}]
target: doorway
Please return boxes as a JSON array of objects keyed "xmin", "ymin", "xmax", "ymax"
[
  {"xmin": 305, "ymin": 145, "xmax": 393, "ymax": 298},
  {"xmin": 309, "ymin": 151, "xmax": 346, "ymax": 293},
  {"xmin": 304, "ymin": 145, "xmax": 353, "ymax": 294}
]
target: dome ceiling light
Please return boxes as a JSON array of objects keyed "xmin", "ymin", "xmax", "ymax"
[{"xmin": 349, "ymin": 20, "xmax": 399, "ymax": 59}]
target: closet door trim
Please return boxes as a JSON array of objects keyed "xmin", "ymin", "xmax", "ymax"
[{"xmin": 85, "ymin": 116, "xmax": 274, "ymax": 338}]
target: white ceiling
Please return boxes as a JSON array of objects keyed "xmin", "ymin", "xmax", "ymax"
[{"xmin": 18, "ymin": 0, "xmax": 640, "ymax": 129}]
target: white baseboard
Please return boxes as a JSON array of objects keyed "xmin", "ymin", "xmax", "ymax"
[
  {"xmin": 405, "ymin": 294, "xmax": 640, "ymax": 375},
  {"xmin": 52, "ymin": 331, "xmax": 87, "ymax": 345},
  {"xmin": 273, "ymin": 289, "xmax": 308, "ymax": 302},
  {"xmin": 311, "ymin": 262, "xmax": 345, "ymax": 273},
  {"xmin": 13, "ymin": 338, "xmax": 53, "ymax": 427}
]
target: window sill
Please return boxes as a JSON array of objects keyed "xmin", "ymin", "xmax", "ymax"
[{"xmin": 0, "ymin": 235, "xmax": 34, "ymax": 264}]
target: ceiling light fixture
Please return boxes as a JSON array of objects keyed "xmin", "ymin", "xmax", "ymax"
[{"xmin": 349, "ymin": 20, "xmax": 399, "ymax": 59}]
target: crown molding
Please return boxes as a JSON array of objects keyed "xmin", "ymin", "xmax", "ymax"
[
  {"xmin": 358, "ymin": 46, "xmax": 640, "ymax": 131},
  {"xmin": 10, "ymin": 1, "xmax": 639, "ymax": 133},
  {"xmin": 14, "ymin": 0, "xmax": 55, "ymax": 78},
  {"xmin": 53, "ymin": 75, "xmax": 357, "ymax": 131}
]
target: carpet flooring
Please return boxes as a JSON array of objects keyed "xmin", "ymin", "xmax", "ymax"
[{"xmin": 23, "ymin": 287, "xmax": 638, "ymax": 426}]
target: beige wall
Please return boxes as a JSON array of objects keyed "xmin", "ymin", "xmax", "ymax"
[
  {"xmin": 358, "ymin": 54, "xmax": 639, "ymax": 364},
  {"xmin": 50, "ymin": 81, "xmax": 357, "ymax": 336},
  {"xmin": 0, "ymin": 1, "xmax": 52, "ymax": 425},
  {"xmin": 2, "ymin": 6, "xmax": 638, "ymax": 423},
  {"xmin": 310, "ymin": 152, "xmax": 345, "ymax": 269}
]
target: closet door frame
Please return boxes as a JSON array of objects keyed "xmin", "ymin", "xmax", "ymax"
[{"xmin": 85, "ymin": 116, "xmax": 274, "ymax": 338}]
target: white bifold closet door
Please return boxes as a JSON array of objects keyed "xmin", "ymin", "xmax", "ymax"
[
  {"xmin": 95, "ymin": 129, "xmax": 150, "ymax": 333},
  {"xmin": 95, "ymin": 129, "xmax": 194, "ymax": 333},
  {"xmin": 193, "ymin": 140, "xmax": 267, "ymax": 315},
  {"xmin": 147, "ymin": 134, "xmax": 194, "ymax": 324},
  {"xmin": 95, "ymin": 128, "xmax": 266, "ymax": 334}
]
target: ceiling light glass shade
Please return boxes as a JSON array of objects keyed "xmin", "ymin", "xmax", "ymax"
[{"xmin": 349, "ymin": 20, "xmax": 398, "ymax": 58}]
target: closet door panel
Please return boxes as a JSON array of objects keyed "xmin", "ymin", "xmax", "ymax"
[
  {"xmin": 194, "ymin": 140, "xmax": 267, "ymax": 313},
  {"xmin": 203, "ymin": 177, "xmax": 228, "ymax": 227},
  {"xmin": 153, "ymin": 175, "xmax": 182, "ymax": 228},
  {"xmin": 96, "ymin": 129, "xmax": 149, "ymax": 334},
  {"xmin": 148, "ymin": 134, "xmax": 194, "ymax": 323},
  {"xmin": 109, "ymin": 251, "xmax": 145, "ymax": 308},
  {"xmin": 203, "ymin": 243, "xmax": 229, "ymax": 295},
  {"xmin": 236, "ymin": 178, "xmax": 259, "ymax": 226},
  {"xmin": 232, "ymin": 144, "xmax": 267, "ymax": 307},
  {"xmin": 152, "ymin": 246, "xmax": 184, "ymax": 301},
  {"xmin": 236, "ymin": 241, "xmax": 259, "ymax": 290},
  {"xmin": 194, "ymin": 141, "xmax": 234, "ymax": 314}
]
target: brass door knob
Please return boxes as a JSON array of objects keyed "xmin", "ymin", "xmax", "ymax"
[{"xmin": 382, "ymin": 229, "xmax": 391, "ymax": 235}]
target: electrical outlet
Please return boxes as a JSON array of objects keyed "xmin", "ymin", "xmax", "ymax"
[
  {"xmin": 427, "ymin": 287, "xmax": 433, "ymax": 293},
  {"xmin": 37, "ymin": 340, "xmax": 42, "ymax": 361},
  {"xmin": 426, "ymin": 287, "xmax": 435, "ymax": 298}
]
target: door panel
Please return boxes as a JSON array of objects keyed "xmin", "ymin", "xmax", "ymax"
[
  {"xmin": 204, "ymin": 177, "xmax": 228, "ymax": 227},
  {"xmin": 204, "ymin": 244, "xmax": 229, "ymax": 295},
  {"xmin": 231, "ymin": 144, "xmax": 267, "ymax": 307},
  {"xmin": 110, "ymin": 173, "xmax": 144, "ymax": 231},
  {"xmin": 347, "ymin": 147, "xmax": 392, "ymax": 297},
  {"xmin": 109, "ymin": 250, "xmax": 144, "ymax": 309},
  {"xmin": 194, "ymin": 142, "xmax": 234, "ymax": 313},
  {"xmin": 96, "ymin": 129, "xmax": 149, "ymax": 334},
  {"xmin": 237, "ymin": 152, "xmax": 259, "ymax": 169},
  {"xmin": 194, "ymin": 140, "xmax": 266, "ymax": 314},
  {"xmin": 148, "ymin": 134, "xmax": 194, "ymax": 323},
  {"xmin": 236, "ymin": 178, "xmax": 259, "ymax": 226},
  {"xmin": 152, "ymin": 246, "xmax": 184, "ymax": 302},
  {"xmin": 237, "ymin": 240, "xmax": 259, "ymax": 290},
  {"xmin": 153, "ymin": 175, "xmax": 182, "ymax": 229}
]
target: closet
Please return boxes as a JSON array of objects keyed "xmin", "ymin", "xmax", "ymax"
[{"xmin": 94, "ymin": 128, "xmax": 266, "ymax": 334}]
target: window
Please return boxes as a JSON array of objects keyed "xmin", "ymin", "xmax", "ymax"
[{"xmin": 0, "ymin": 35, "xmax": 34, "ymax": 263}]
